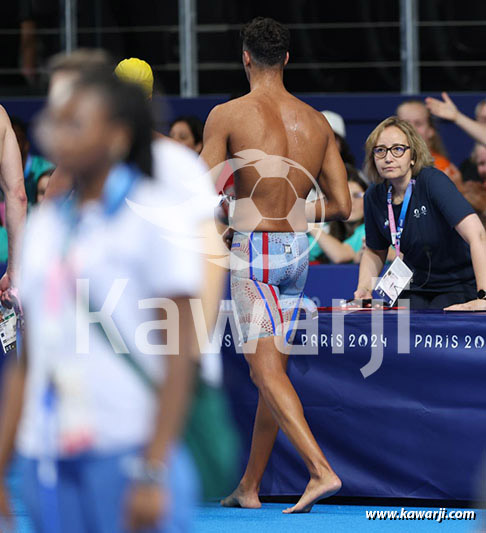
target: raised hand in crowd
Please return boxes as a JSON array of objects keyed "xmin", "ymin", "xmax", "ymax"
[{"xmin": 425, "ymin": 92, "xmax": 486, "ymax": 145}]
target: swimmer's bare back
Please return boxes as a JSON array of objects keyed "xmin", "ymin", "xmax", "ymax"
[{"xmin": 201, "ymin": 86, "xmax": 350, "ymax": 232}]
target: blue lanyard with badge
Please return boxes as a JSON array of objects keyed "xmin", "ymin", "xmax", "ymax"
[
  {"xmin": 374, "ymin": 180, "xmax": 414, "ymax": 306},
  {"xmin": 36, "ymin": 164, "xmax": 139, "ymax": 528}
]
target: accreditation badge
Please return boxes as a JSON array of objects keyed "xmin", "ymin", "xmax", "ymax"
[
  {"xmin": 52, "ymin": 361, "xmax": 95, "ymax": 456},
  {"xmin": 0, "ymin": 307, "xmax": 17, "ymax": 353},
  {"xmin": 374, "ymin": 256, "xmax": 413, "ymax": 306}
]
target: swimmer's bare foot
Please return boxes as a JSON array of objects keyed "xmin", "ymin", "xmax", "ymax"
[
  {"xmin": 221, "ymin": 485, "xmax": 262, "ymax": 509},
  {"xmin": 282, "ymin": 473, "xmax": 341, "ymax": 514}
]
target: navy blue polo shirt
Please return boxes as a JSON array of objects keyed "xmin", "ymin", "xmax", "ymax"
[{"xmin": 364, "ymin": 166, "xmax": 475, "ymax": 291}]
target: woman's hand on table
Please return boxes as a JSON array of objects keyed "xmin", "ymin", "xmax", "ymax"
[{"xmin": 445, "ymin": 299, "xmax": 486, "ymax": 311}]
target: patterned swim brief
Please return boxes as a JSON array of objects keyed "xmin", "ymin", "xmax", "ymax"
[{"xmin": 230, "ymin": 231, "xmax": 315, "ymax": 344}]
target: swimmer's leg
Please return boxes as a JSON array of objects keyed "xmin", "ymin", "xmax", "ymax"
[
  {"xmin": 221, "ymin": 351, "xmax": 286, "ymax": 509},
  {"xmin": 247, "ymin": 336, "xmax": 341, "ymax": 514}
]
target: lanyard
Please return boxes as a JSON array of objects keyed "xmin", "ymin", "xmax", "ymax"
[
  {"xmin": 44, "ymin": 163, "xmax": 139, "ymax": 316},
  {"xmin": 24, "ymin": 154, "xmax": 33, "ymax": 179},
  {"xmin": 387, "ymin": 179, "xmax": 415, "ymax": 257},
  {"xmin": 59, "ymin": 162, "xmax": 139, "ymax": 259}
]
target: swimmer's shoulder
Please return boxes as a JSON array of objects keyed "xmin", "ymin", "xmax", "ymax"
[
  {"xmin": 292, "ymin": 97, "xmax": 333, "ymax": 131},
  {"xmin": 207, "ymin": 94, "xmax": 256, "ymax": 121},
  {"xmin": 281, "ymin": 95, "xmax": 333, "ymax": 142},
  {"xmin": 204, "ymin": 96, "xmax": 258, "ymax": 138}
]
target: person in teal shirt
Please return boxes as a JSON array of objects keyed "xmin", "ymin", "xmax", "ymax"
[
  {"xmin": 11, "ymin": 116, "xmax": 55, "ymax": 206},
  {"xmin": 308, "ymin": 167, "xmax": 367, "ymax": 263},
  {"xmin": 0, "ymin": 226, "xmax": 7, "ymax": 264}
]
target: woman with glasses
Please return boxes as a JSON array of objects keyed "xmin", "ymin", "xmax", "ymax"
[
  {"xmin": 309, "ymin": 166, "xmax": 368, "ymax": 264},
  {"xmin": 354, "ymin": 116, "xmax": 486, "ymax": 310}
]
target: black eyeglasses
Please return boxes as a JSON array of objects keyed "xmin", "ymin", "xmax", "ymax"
[{"xmin": 372, "ymin": 144, "xmax": 410, "ymax": 159}]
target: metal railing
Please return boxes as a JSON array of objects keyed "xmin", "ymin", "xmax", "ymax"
[{"xmin": 1, "ymin": 0, "xmax": 485, "ymax": 95}]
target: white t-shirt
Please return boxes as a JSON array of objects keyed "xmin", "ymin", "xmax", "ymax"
[{"xmin": 17, "ymin": 141, "xmax": 217, "ymax": 458}]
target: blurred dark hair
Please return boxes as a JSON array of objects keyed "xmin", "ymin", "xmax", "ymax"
[
  {"xmin": 10, "ymin": 116, "xmax": 28, "ymax": 136},
  {"xmin": 335, "ymin": 133, "xmax": 356, "ymax": 167},
  {"xmin": 169, "ymin": 115, "xmax": 203, "ymax": 145},
  {"xmin": 346, "ymin": 164, "xmax": 368, "ymax": 192},
  {"xmin": 328, "ymin": 165, "xmax": 367, "ymax": 241},
  {"xmin": 241, "ymin": 17, "xmax": 290, "ymax": 67},
  {"xmin": 74, "ymin": 72, "xmax": 153, "ymax": 177}
]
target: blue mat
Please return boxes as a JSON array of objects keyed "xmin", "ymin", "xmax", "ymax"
[
  {"xmin": 193, "ymin": 503, "xmax": 480, "ymax": 533},
  {"xmin": 7, "ymin": 465, "xmax": 481, "ymax": 533}
]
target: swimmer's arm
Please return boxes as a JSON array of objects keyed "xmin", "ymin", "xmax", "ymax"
[
  {"xmin": 200, "ymin": 104, "xmax": 229, "ymax": 186},
  {"xmin": 307, "ymin": 131, "xmax": 351, "ymax": 222},
  {"xmin": 200, "ymin": 105, "xmax": 234, "ymax": 245},
  {"xmin": 0, "ymin": 107, "xmax": 27, "ymax": 283}
]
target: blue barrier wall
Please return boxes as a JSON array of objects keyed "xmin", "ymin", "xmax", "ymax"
[{"xmin": 1, "ymin": 92, "xmax": 484, "ymax": 169}]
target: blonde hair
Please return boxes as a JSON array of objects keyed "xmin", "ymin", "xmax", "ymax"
[{"xmin": 364, "ymin": 116, "xmax": 434, "ymax": 184}]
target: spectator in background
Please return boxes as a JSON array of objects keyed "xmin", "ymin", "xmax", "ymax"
[
  {"xmin": 425, "ymin": 92, "xmax": 486, "ymax": 145},
  {"xmin": 115, "ymin": 57, "xmax": 154, "ymax": 100},
  {"xmin": 460, "ymin": 144, "xmax": 486, "ymax": 227},
  {"xmin": 170, "ymin": 116, "xmax": 203, "ymax": 154},
  {"xmin": 458, "ymin": 99, "xmax": 486, "ymax": 183},
  {"xmin": 115, "ymin": 57, "xmax": 166, "ymax": 141},
  {"xmin": 321, "ymin": 110, "xmax": 356, "ymax": 168},
  {"xmin": 473, "ymin": 143, "xmax": 486, "ymax": 185},
  {"xmin": 35, "ymin": 168, "xmax": 53, "ymax": 203},
  {"xmin": 475, "ymin": 100, "xmax": 486, "ymax": 124},
  {"xmin": 19, "ymin": 0, "xmax": 59, "ymax": 85},
  {"xmin": 309, "ymin": 166, "xmax": 366, "ymax": 264},
  {"xmin": 10, "ymin": 116, "xmax": 54, "ymax": 205},
  {"xmin": 0, "ymin": 224, "xmax": 7, "ymax": 265},
  {"xmin": 397, "ymin": 100, "xmax": 462, "ymax": 187}
]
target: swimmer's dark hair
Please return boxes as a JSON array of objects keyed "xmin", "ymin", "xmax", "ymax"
[
  {"xmin": 74, "ymin": 71, "xmax": 153, "ymax": 177},
  {"xmin": 170, "ymin": 115, "xmax": 204, "ymax": 145},
  {"xmin": 241, "ymin": 17, "xmax": 290, "ymax": 67}
]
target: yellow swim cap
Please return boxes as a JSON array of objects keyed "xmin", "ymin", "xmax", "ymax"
[{"xmin": 114, "ymin": 58, "xmax": 154, "ymax": 98}]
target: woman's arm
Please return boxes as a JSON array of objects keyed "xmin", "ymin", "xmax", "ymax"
[
  {"xmin": 354, "ymin": 247, "xmax": 387, "ymax": 299},
  {"xmin": 445, "ymin": 213, "xmax": 486, "ymax": 310}
]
